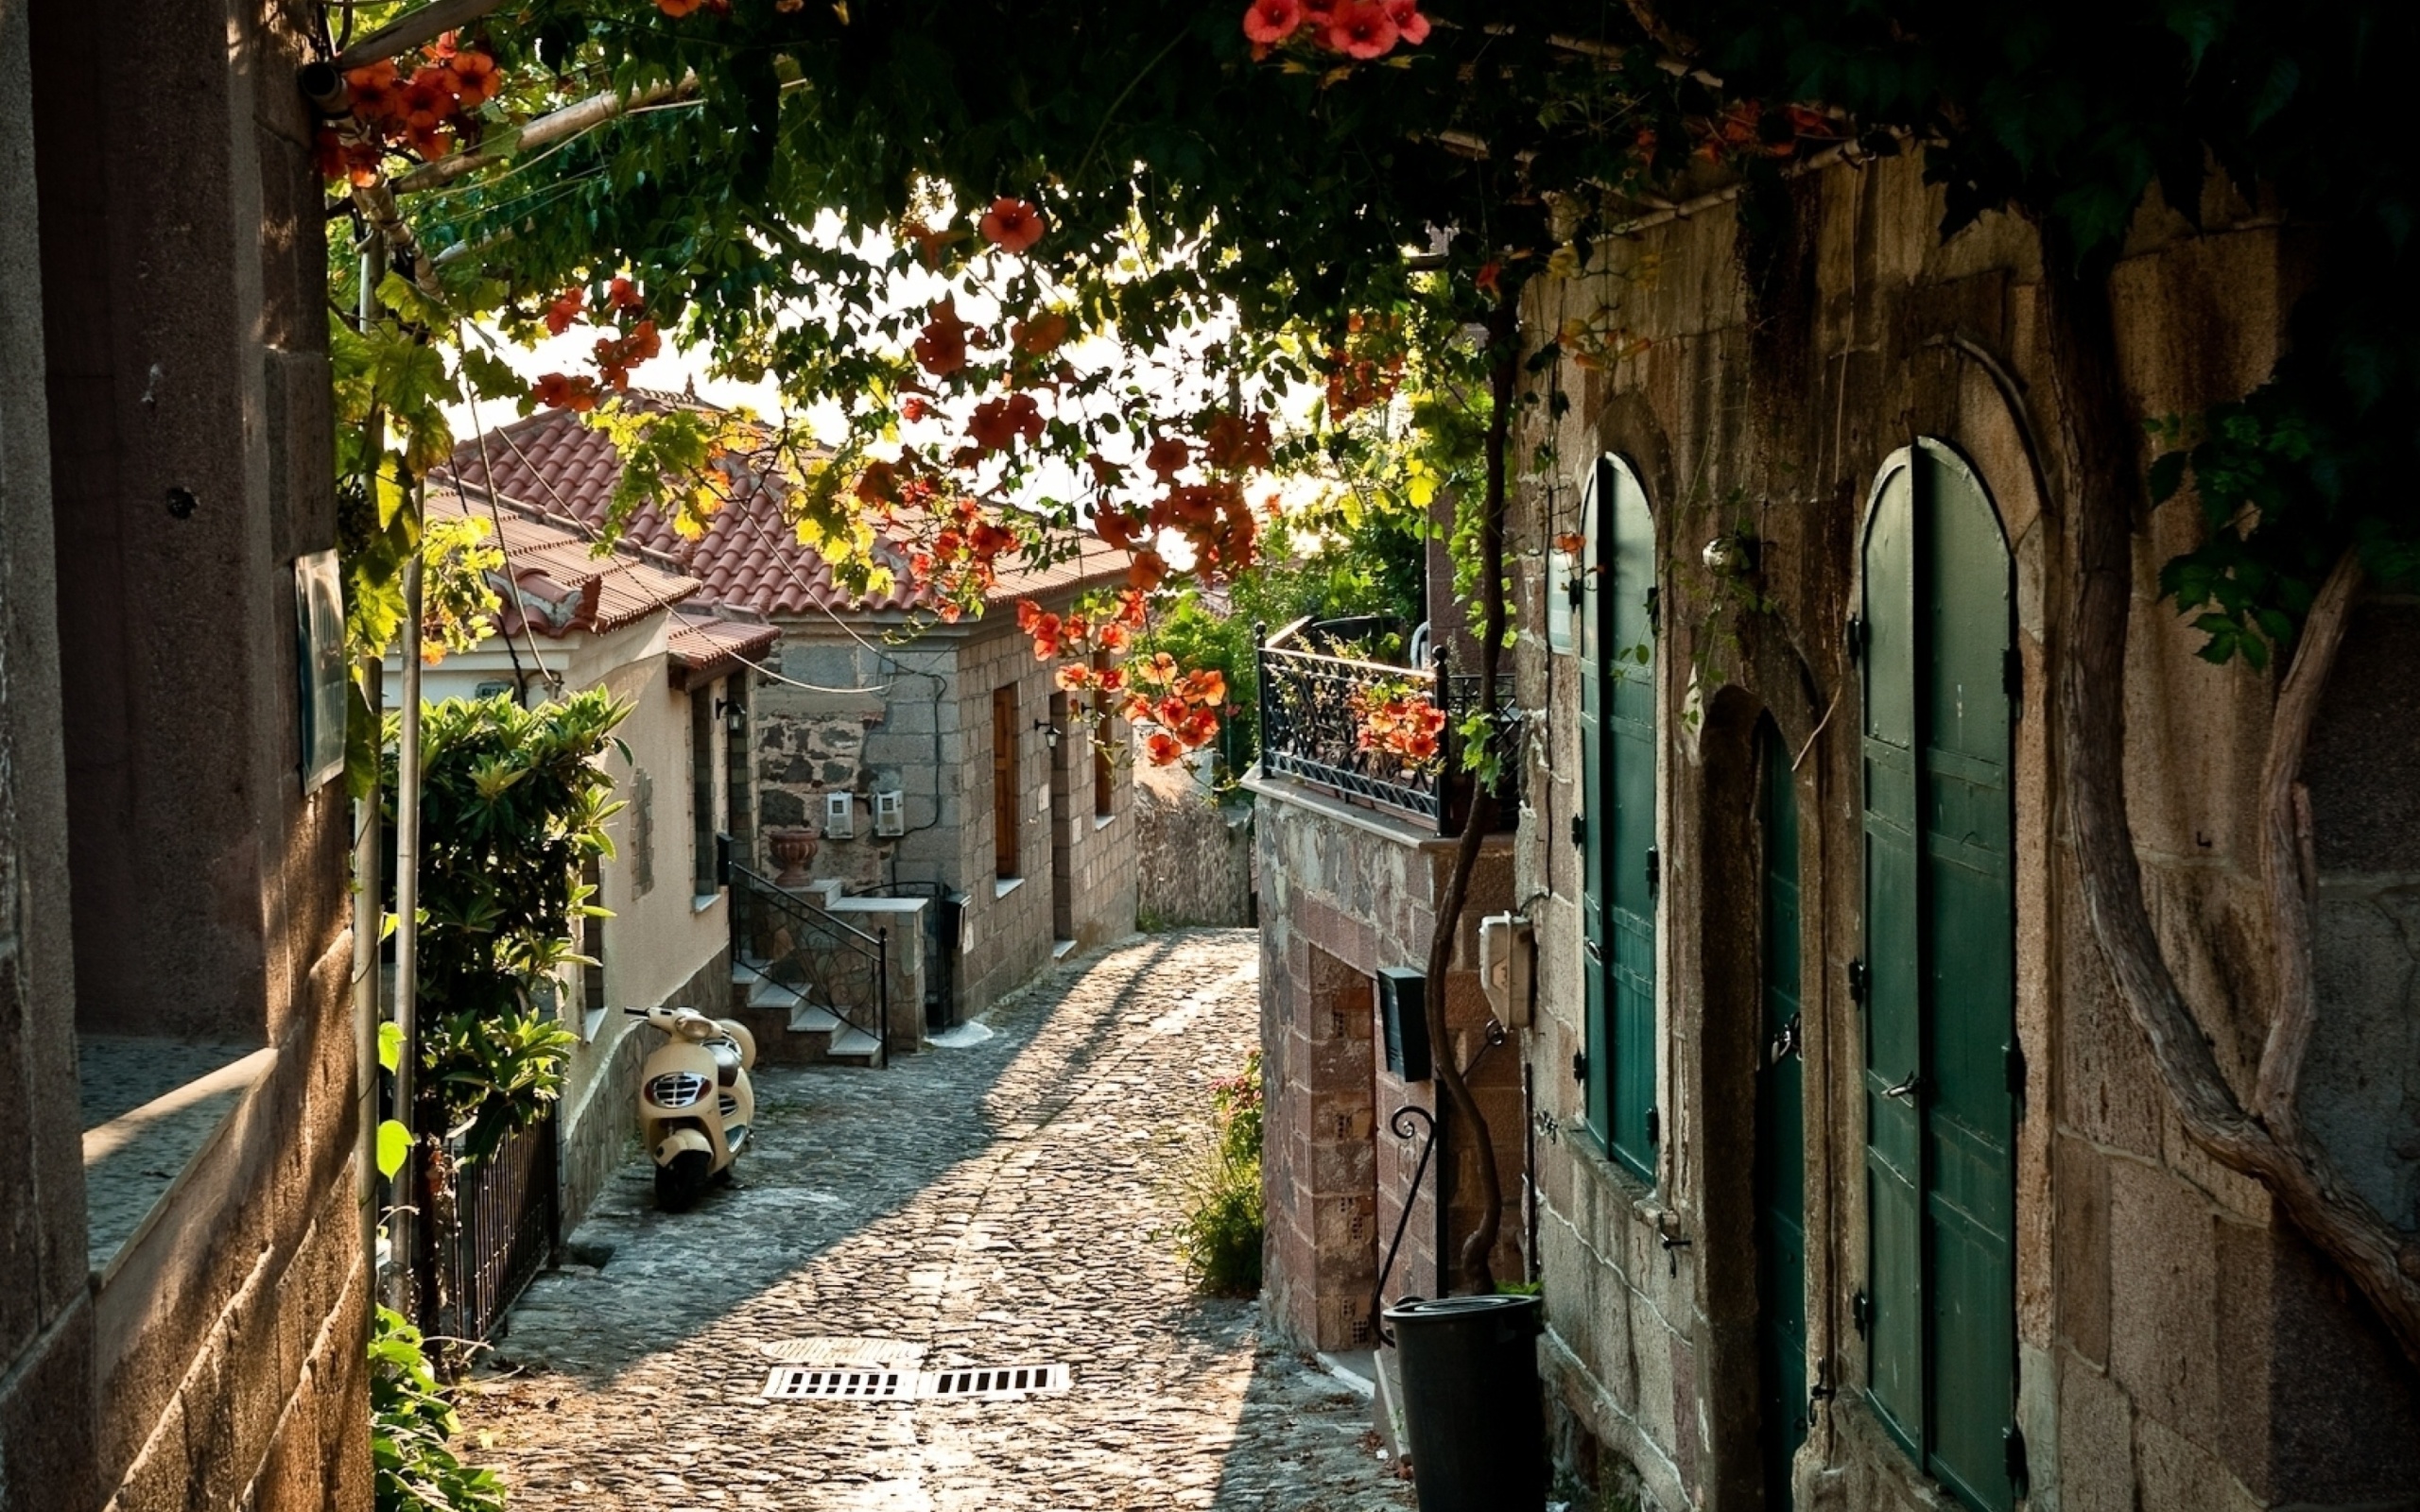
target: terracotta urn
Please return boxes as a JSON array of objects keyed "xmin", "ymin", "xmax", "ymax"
[{"xmin": 767, "ymin": 825, "xmax": 820, "ymax": 887}]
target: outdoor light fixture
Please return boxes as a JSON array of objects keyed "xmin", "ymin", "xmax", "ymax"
[
  {"xmin": 716, "ymin": 695, "xmax": 746, "ymax": 735},
  {"xmin": 1033, "ymin": 719, "xmax": 1062, "ymax": 750}
]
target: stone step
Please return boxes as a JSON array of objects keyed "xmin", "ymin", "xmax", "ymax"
[
  {"xmin": 788, "ymin": 1003, "xmax": 842, "ymax": 1034},
  {"xmin": 748, "ymin": 975, "xmax": 807, "ymax": 1012},
  {"xmin": 827, "ymin": 1026, "xmax": 881, "ymax": 1062}
]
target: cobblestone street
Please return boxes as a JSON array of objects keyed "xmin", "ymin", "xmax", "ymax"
[{"xmin": 462, "ymin": 930, "xmax": 1412, "ymax": 1511}]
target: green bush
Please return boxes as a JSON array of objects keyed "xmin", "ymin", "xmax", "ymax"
[
  {"xmin": 370, "ymin": 1305, "xmax": 506, "ymax": 1512},
  {"xmin": 1178, "ymin": 1052, "xmax": 1266, "ymax": 1296}
]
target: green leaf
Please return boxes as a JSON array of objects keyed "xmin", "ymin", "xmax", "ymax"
[
  {"xmin": 376, "ymin": 1119, "xmax": 411, "ymax": 1180},
  {"xmin": 2146, "ymin": 450, "xmax": 2188, "ymax": 505},
  {"xmin": 378, "ymin": 1020, "xmax": 403, "ymax": 1073}
]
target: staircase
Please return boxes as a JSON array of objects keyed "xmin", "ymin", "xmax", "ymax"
[
  {"xmin": 730, "ymin": 960, "xmax": 883, "ymax": 1064},
  {"xmin": 728, "ymin": 865, "xmax": 892, "ymax": 1068}
]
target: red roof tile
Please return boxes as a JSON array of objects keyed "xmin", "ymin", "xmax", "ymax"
[
  {"xmin": 428, "ymin": 488, "xmax": 701, "ymax": 638},
  {"xmin": 668, "ymin": 608, "xmax": 781, "ymax": 689},
  {"xmin": 441, "ymin": 401, "xmax": 1132, "ymax": 622}
]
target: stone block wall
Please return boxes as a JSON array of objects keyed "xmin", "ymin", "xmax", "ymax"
[
  {"xmin": 1253, "ymin": 775, "xmax": 1520, "ymax": 1353},
  {"xmin": 1511, "ymin": 146, "xmax": 2420, "ymax": 1511},
  {"xmin": 1134, "ymin": 769, "xmax": 1254, "ymax": 929}
]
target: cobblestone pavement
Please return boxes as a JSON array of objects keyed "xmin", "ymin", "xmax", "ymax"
[{"xmin": 463, "ymin": 930, "xmax": 1414, "ymax": 1511}]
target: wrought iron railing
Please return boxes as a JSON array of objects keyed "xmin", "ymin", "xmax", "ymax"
[
  {"xmin": 1256, "ymin": 618, "xmax": 1519, "ymax": 835},
  {"xmin": 729, "ymin": 866, "xmax": 890, "ymax": 1062},
  {"xmin": 431, "ymin": 1114, "xmax": 556, "ymax": 1346}
]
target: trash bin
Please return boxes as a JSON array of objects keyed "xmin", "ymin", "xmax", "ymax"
[{"xmin": 1384, "ymin": 1293, "xmax": 1547, "ymax": 1511}]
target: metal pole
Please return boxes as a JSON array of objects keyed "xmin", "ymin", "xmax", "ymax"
[
  {"xmin": 391, "ymin": 515, "xmax": 426, "ymax": 1314},
  {"xmin": 354, "ymin": 239, "xmax": 390, "ymax": 1296}
]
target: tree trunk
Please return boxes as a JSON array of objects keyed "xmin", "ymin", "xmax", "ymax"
[
  {"xmin": 1424, "ymin": 289, "xmax": 1519, "ymax": 1294},
  {"xmin": 2040, "ymin": 240, "xmax": 2420, "ymax": 1368}
]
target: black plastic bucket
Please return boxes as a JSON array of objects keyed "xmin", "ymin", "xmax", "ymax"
[{"xmin": 1384, "ymin": 1293, "xmax": 1547, "ymax": 1511}]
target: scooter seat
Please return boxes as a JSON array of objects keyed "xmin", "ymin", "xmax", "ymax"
[{"xmin": 710, "ymin": 1036, "xmax": 743, "ymax": 1087}]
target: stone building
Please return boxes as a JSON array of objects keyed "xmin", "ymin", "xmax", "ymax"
[
  {"xmin": 388, "ymin": 489, "xmax": 776, "ymax": 1240},
  {"xmin": 0, "ymin": 0, "xmax": 370, "ymax": 1507},
  {"xmin": 1256, "ymin": 148, "xmax": 2420, "ymax": 1509},
  {"xmin": 450, "ymin": 405, "xmax": 1140, "ymax": 1022}
]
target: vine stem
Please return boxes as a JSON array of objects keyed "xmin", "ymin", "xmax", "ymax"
[
  {"xmin": 2041, "ymin": 239, "xmax": 2420, "ymax": 1366},
  {"xmin": 1424, "ymin": 287, "xmax": 1518, "ymax": 1294}
]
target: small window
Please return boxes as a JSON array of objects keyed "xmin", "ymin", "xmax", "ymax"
[
  {"xmin": 993, "ymin": 684, "xmax": 1020, "ymax": 879},
  {"xmin": 1093, "ymin": 651, "xmax": 1115, "ymax": 818},
  {"xmin": 691, "ymin": 681, "xmax": 724, "ymax": 895}
]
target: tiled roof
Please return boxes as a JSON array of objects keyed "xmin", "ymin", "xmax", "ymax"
[
  {"xmin": 441, "ymin": 401, "xmax": 1132, "ymax": 622},
  {"xmin": 427, "ymin": 488, "xmax": 701, "ymax": 637},
  {"xmin": 668, "ymin": 607, "xmax": 781, "ymax": 689}
]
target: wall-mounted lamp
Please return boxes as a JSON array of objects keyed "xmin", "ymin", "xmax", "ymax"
[
  {"xmin": 716, "ymin": 695, "xmax": 747, "ymax": 735},
  {"xmin": 1033, "ymin": 719, "xmax": 1062, "ymax": 750}
]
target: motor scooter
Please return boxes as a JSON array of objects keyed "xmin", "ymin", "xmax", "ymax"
[{"xmin": 626, "ymin": 1005, "xmax": 757, "ymax": 1211}]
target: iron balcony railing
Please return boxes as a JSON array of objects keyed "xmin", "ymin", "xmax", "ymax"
[
  {"xmin": 729, "ymin": 865, "xmax": 890, "ymax": 1062},
  {"xmin": 1256, "ymin": 617, "xmax": 1520, "ymax": 836}
]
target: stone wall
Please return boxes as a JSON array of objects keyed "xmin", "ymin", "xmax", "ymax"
[
  {"xmin": 1252, "ymin": 777, "xmax": 1518, "ymax": 1353},
  {"xmin": 1512, "ymin": 150, "xmax": 2420, "ymax": 1510},
  {"xmin": 1134, "ymin": 767, "xmax": 1254, "ymax": 929},
  {"xmin": 1, "ymin": 1, "xmax": 370, "ymax": 1507}
]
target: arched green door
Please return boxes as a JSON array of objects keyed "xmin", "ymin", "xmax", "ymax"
[
  {"xmin": 1578, "ymin": 455, "xmax": 1657, "ymax": 1180},
  {"xmin": 1756, "ymin": 717, "xmax": 1808, "ymax": 1509},
  {"xmin": 1859, "ymin": 439, "xmax": 2018, "ymax": 1512}
]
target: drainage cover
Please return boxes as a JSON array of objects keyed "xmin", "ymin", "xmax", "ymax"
[
  {"xmin": 918, "ymin": 1364, "xmax": 1071, "ymax": 1400},
  {"xmin": 761, "ymin": 1366, "xmax": 913, "ymax": 1401},
  {"xmin": 759, "ymin": 1336, "xmax": 927, "ymax": 1370}
]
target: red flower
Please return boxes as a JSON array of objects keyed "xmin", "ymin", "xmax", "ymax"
[
  {"xmin": 1242, "ymin": 0, "xmax": 1304, "ymax": 43},
  {"xmin": 448, "ymin": 49, "xmax": 501, "ymax": 107},
  {"xmin": 1382, "ymin": 0, "xmax": 1428, "ymax": 44},
  {"xmin": 1127, "ymin": 551, "xmax": 1168, "ymax": 593},
  {"xmin": 1324, "ymin": 0, "xmax": 1397, "ymax": 58},
  {"xmin": 402, "ymin": 66, "xmax": 458, "ymax": 120},
  {"xmin": 900, "ymin": 396, "xmax": 931, "ymax": 422},
  {"xmin": 1143, "ymin": 731, "xmax": 1185, "ymax": 767},
  {"xmin": 1474, "ymin": 261, "xmax": 1502, "ymax": 297},
  {"xmin": 914, "ymin": 298, "xmax": 971, "ymax": 377},
  {"xmin": 345, "ymin": 60, "xmax": 402, "ymax": 120},
  {"xmin": 978, "ymin": 198, "xmax": 1046, "ymax": 254},
  {"xmin": 607, "ymin": 276, "xmax": 645, "ymax": 311},
  {"xmin": 544, "ymin": 287, "xmax": 586, "ymax": 336},
  {"xmin": 1145, "ymin": 436, "xmax": 1190, "ymax": 480},
  {"xmin": 531, "ymin": 372, "xmax": 600, "ymax": 412},
  {"xmin": 1055, "ymin": 664, "xmax": 1094, "ymax": 692},
  {"xmin": 656, "ymin": 0, "xmax": 707, "ymax": 15},
  {"xmin": 1013, "ymin": 313, "xmax": 1070, "ymax": 353}
]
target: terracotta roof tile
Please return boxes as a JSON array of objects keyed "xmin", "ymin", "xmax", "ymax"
[
  {"xmin": 441, "ymin": 402, "xmax": 1132, "ymax": 622},
  {"xmin": 428, "ymin": 488, "xmax": 701, "ymax": 637}
]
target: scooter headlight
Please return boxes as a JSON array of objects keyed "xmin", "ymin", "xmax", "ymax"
[{"xmin": 647, "ymin": 1071, "xmax": 709, "ymax": 1108}]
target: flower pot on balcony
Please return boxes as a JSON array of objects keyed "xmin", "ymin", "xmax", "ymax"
[{"xmin": 767, "ymin": 826, "xmax": 820, "ymax": 887}]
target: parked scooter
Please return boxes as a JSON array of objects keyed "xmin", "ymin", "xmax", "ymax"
[{"xmin": 626, "ymin": 1005, "xmax": 757, "ymax": 1211}]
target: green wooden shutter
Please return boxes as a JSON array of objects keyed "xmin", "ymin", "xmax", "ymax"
[
  {"xmin": 1918, "ymin": 445, "xmax": 2017, "ymax": 1512},
  {"xmin": 1861, "ymin": 455, "xmax": 1926, "ymax": 1452},
  {"xmin": 1860, "ymin": 441, "xmax": 2017, "ymax": 1512},
  {"xmin": 1580, "ymin": 455, "xmax": 1657, "ymax": 1180},
  {"xmin": 1757, "ymin": 718, "xmax": 1809, "ymax": 1510},
  {"xmin": 1579, "ymin": 460, "xmax": 1614, "ymax": 1144},
  {"xmin": 1605, "ymin": 460, "xmax": 1658, "ymax": 1180}
]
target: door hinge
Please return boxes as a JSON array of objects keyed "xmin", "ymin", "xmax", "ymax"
[
  {"xmin": 1645, "ymin": 1105, "xmax": 1661, "ymax": 1145},
  {"xmin": 1572, "ymin": 1050, "xmax": 1589, "ymax": 1085},
  {"xmin": 1845, "ymin": 613, "xmax": 1865, "ymax": 662},
  {"xmin": 1769, "ymin": 1013, "xmax": 1804, "ymax": 1065},
  {"xmin": 1570, "ymin": 814, "xmax": 1586, "ymax": 847},
  {"xmin": 1852, "ymin": 1289, "xmax": 1870, "ymax": 1336},
  {"xmin": 2004, "ymin": 1424, "xmax": 2031, "ymax": 1497},
  {"xmin": 1847, "ymin": 956, "xmax": 1868, "ymax": 1005},
  {"xmin": 1645, "ymin": 845, "xmax": 1661, "ymax": 900},
  {"xmin": 2004, "ymin": 645, "xmax": 2024, "ymax": 704}
]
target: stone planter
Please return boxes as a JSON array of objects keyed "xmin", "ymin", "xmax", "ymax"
[{"xmin": 767, "ymin": 825, "xmax": 821, "ymax": 887}]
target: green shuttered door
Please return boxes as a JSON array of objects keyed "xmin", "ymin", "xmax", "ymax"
[
  {"xmin": 1580, "ymin": 455, "xmax": 1657, "ymax": 1181},
  {"xmin": 1860, "ymin": 441, "xmax": 2017, "ymax": 1512},
  {"xmin": 1757, "ymin": 720, "xmax": 1809, "ymax": 1510}
]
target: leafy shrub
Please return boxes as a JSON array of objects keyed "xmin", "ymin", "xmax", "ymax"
[
  {"xmin": 371, "ymin": 1305, "xmax": 506, "ymax": 1512},
  {"xmin": 1179, "ymin": 1052, "xmax": 1266, "ymax": 1296}
]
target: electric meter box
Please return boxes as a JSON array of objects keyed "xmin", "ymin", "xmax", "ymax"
[
  {"xmin": 1478, "ymin": 913, "xmax": 1533, "ymax": 1028},
  {"xmin": 823, "ymin": 790, "xmax": 856, "ymax": 840},
  {"xmin": 1376, "ymin": 966, "xmax": 1431, "ymax": 1083},
  {"xmin": 873, "ymin": 790, "xmax": 906, "ymax": 837}
]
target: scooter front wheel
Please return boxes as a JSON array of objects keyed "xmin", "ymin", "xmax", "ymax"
[{"xmin": 655, "ymin": 1148, "xmax": 715, "ymax": 1211}]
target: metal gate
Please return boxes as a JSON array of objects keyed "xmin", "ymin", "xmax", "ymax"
[{"xmin": 434, "ymin": 1112, "xmax": 558, "ymax": 1344}]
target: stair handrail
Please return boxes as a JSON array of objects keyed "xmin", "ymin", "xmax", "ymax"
[{"xmin": 728, "ymin": 865, "xmax": 890, "ymax": 1062}]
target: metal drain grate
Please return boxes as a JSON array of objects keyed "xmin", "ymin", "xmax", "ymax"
[
  {"xmin": 918, "ymin": 1364, "xmax": 1071, "ymax": 1400},
  {"xmin": 761, "ymin": 1366, "xmax": 913, "ymax": 1400}
]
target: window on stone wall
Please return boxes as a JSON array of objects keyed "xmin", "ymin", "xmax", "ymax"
[
  {"xmin": 722, "ymin": 676, "xmax": 752, "ymax": 857},
  {"xmin": 994, "ymin": 684, "xmax": 1021, "ymax": 879},
  {"xmin": 579, "ymin": 851, "xmax": 607, "ymax": 1040},
  {"xmin": 1093, "ymin": 651, "xmax": 1115, "ymax": 818},
  {"xmin": 691, "ymin": 681, "xmax": 722, "ymax": 898}
]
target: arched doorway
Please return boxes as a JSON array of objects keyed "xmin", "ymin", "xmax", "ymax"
[
  {"xmin": 1858, "ymin": 438, "xmax": 2018, "ymax": 1512},
  {"xmin": 1755, "ymin": 715, "xmax": 1808, "ymax": 1508}
]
